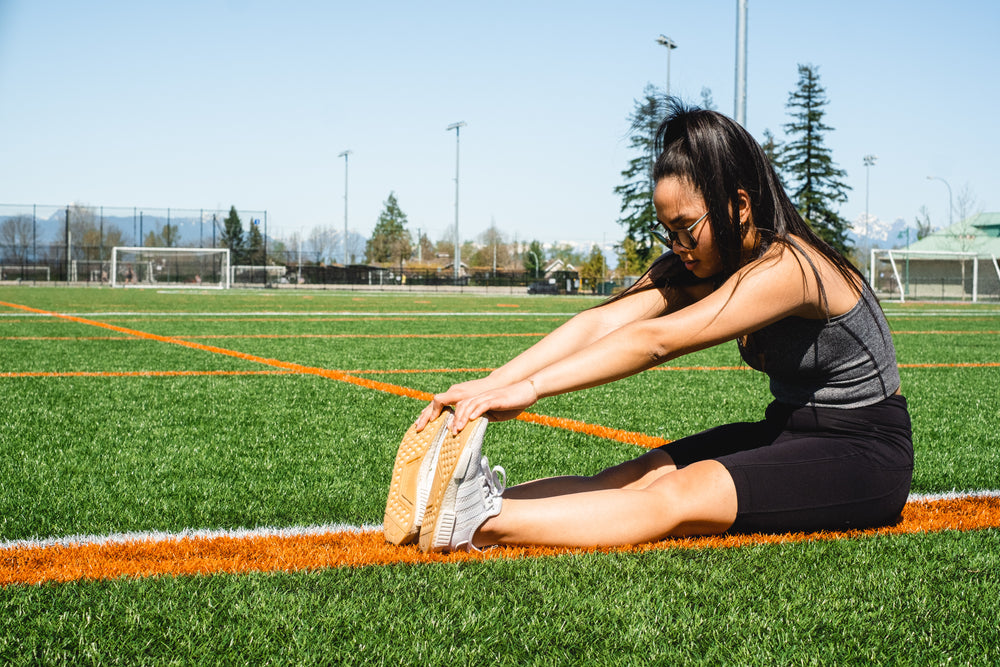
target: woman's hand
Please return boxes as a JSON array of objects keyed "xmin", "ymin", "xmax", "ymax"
[
  {"xmin": 415, "ymin": 377, "xmax": 503, "ymax": 432},
  {"xmin": 450, "ymin": 379, "xmax": 538, "ymax": 434}
]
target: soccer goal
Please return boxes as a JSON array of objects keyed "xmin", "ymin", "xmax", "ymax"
[
  {"xmin": 110, "ymin": 247, "xmax": 231, "ymax": 289},
  {"xmin": 872, "ymin": 249, "xmax": 1000, "ymax": 303}
]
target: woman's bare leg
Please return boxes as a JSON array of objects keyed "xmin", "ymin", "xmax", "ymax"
[
  {"xmin": 503, "ymin": 448, "xmax": 678, "ymax": 500},
  {"xmin": 474, "ymin": 459, "xmax": 737, "ymax": 548}
]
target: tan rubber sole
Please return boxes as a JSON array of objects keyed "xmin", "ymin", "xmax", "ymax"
[
  {"xmin": 418, "ymin": 416, "xmax": 488, "ymax": 553},
  {"xmin": 382, "ymin": 411, "xmax": 452, "ymax": 545}
]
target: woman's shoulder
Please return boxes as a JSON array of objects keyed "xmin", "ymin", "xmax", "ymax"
[{"xmin": 753, "ymin": 235, "xmax": 863, "ymax": 318}]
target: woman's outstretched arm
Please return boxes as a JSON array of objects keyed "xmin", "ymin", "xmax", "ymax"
[
  {"xmin": 448, "ymin": 245, "xmax": 823, "ymax": 432},
  {"xmin": 415, "ymin": 283, "xmax": 682, "ymax": 430}
]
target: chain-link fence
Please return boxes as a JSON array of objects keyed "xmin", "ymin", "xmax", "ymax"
[
  {"xmin": 0, "ymin": 203, "xmax": 268, "ymax": 282},
  {"xmin": 0, "ymin": 203, "xmax": 610, "ymax": 293}
]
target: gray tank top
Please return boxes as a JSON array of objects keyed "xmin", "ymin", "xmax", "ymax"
[{"xmin": 737, "ymin": 287, "xmax": 900, "ymax": 408}]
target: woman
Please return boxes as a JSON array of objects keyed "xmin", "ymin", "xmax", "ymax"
[{"xmin": 385, "ymin": 100, "xmax": 912, "ymax": 554}]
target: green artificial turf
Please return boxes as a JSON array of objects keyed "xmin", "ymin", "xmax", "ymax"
[{"xmin": 1, "ymin": 286, "xmax": 998, "ymax": 665}]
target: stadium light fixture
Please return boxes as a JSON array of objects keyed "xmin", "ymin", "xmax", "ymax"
[{"xmin": 656, "ymin": 34, "xmax": 677, "ymax": 98}]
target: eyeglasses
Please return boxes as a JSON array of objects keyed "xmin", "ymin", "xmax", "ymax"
[{"xmin": 649, "ymin": 211, "xmax": 709, "ymax": 250}]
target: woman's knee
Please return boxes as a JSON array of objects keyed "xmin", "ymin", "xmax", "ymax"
[
  {"xmin": 646, "ymin": 460, "xmax": 738, "ymax": 536},
  {"xmin": 593, "ymin": 448, "xmax": 677, "ymax": 490}
]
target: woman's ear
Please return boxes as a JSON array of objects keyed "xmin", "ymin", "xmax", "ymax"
[{"xmin": 737, "ymin": 189, "xmax": 752, "ymax": 226}]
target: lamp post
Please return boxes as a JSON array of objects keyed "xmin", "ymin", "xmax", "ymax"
[
  {"xmin": 863, "ymin": 154, "xmax": 877, "ymax": 281},
  {"xmin": 734, "ymin": 0, "xmax": 748, "ymax": 126},
  {"xmin": 926, "ymin": 175, "xmax": 953, "ymax": 228},
  {"xmin": 655, "ymin": 35, "xmax": 677, "ymax": 98},
  {"xmin": 447, "ymin": 121, "xmax": 467, "ymax": 282},
  {"xmin": 339, "ymin": 150, "xmax": 352, "ymax": 265}
]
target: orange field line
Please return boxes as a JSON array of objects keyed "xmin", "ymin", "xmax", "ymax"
[
  {"xmin": 0, "ymin": 370, "xmax": 297, "ymax": 378},
  {"xmin": 0, "ymin": 300, "xmax": 659, "ymax": 448},
  {"xmin": 2, "ymin": 496, "xmax": 997, "ymax": 586}
]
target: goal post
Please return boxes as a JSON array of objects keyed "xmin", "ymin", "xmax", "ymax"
[
  {"xmin": 111, "ymin": 247, "xmax": 231, "ymax": 289},
  {"xmin": 871, "ymin": 249, "xmax": 998, "ymax": 303}
]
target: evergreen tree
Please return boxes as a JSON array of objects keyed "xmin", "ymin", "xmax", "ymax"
[
  {"xmin": 613, "ymin": 84, "xmax": 664, "ymax": 271},
  {"xmin": 522, "ymin": 240, "xmax": 545, "ymax": 278},
  {"xmin": 615, "ymin": 236, "xmax": 647, "ymax": 279},
  {"xmin": 365, "ymin": 192, "xmax": 412, "ymax": 265},
  {"xmin": 247, "ymin": 219, "xmax": 265, "ymax": 264},
  {"xmin": 782, "ymin": 64, "xmax": 852, "ymax": 255},
  {"xmin": 220, "ymin": 206, "xmax": 247, "ymax": 264},
  {"xmin": 579, "ymin": 244, "xmax": 607, "ymax": 293},
  {"xmin": 760, "ymin": 128, "xmax": 787, "ymax": 187}
]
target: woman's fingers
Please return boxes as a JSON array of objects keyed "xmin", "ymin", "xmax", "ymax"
[
  {"xmin": 415, "ymin": 397, "xmax": 446, "ymax": 431},
  {"xmin": 451, "ymin": 380, "xmax": 536, "ymax": 433}
]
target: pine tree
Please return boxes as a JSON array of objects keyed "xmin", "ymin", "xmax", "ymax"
[
  {"xmin": 760, "ymin": 128, "xmax": 787, "ymax": 187},
  {"xmin": 522, "ymin": 240, "xmax": 545, "ymax": 278},
  {"xmin": 614, "ymin": 84, "xmax": 664, "ymax": 270},
  {"xmin": 782, "ymin": 64, "xmax": 852, "ymax": 255},
  {"xmin": 220, "ymin": 206, "xmax": 247, "ymax": 264},
  {"xmin": 365, "ymin": 192, "xmax": 412, "ymax": 265},
  {"xmin": 247, "ymin": 219, "xmax": 265, "ymax": 264}
]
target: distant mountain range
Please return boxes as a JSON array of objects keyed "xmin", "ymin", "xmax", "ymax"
[{"xmin": 0, "ymin": 208, "xmax": 264, "ymax": 248}]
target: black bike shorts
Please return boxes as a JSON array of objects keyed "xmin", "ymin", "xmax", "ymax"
[{"xmin": 660, "ymin": 394, "xmax": 914, "ymax": 534}]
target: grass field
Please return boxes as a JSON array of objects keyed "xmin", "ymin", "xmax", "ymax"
[{"xmin": 1, "ymin": 286, "xmax": 998, "ymax": 665}]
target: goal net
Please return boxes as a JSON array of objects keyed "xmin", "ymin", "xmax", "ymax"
[
  {"xmin": 111, "ymin": 247, "xmax": 231, "ymax": 289},
  {"xmin": 871, "ymin": 249, "xmax": 1000, "ymax": 302}
]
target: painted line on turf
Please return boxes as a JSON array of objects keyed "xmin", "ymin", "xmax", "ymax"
[
  {"xmin": 175, "ymin": 333, "xmax": 546, "ymax": 340},
  {"xmin": 2, "ymin": 494, "xmax": 998, "ymax": 586},
  {"xmin": 0, "ymin": 310, "xmax": 576, "ymax": 318},
  {"xmin": 0, "ymin": 300, "xmax": 661, "ymax": 448},
  {"xmin": 0, "ymin": 370, "xmax": 298, "ymax": 378}
]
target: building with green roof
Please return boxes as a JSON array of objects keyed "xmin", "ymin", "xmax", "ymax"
[{"xmin": 873, "ymin": 213, "xmax": 1000, "ymax": 301}]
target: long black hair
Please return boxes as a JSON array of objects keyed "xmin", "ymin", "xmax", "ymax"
[{"xmin": 613, "ymin": 99, "xmax": 866, "ymax": 308}]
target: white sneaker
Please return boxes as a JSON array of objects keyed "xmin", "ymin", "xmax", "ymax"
[
  {"xmin": 420, "ymin": 417, "xmax": 506, "ymax": 553},
  {"xmin": 383, "ymin": 410, "xmax": 452, "ymax": 545}
]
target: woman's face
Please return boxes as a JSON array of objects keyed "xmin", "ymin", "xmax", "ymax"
[{"xmin": 652, "ymin": 176, "xmax": 724, "ymax": 279}]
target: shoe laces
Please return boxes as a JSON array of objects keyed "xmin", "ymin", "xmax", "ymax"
[{"xmin": 479, "ymin": 456, "xmax": 506, "ymax": 499}]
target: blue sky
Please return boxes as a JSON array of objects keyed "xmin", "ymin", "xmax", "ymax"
[{"xmin": 1, "ymin": 0, "xmax": 997, "ymax": 255}]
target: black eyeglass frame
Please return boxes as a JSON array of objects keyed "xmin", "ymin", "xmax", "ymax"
[{"xmin": 648, "ymin": 211, "xmax": 709, "ymax": 250}]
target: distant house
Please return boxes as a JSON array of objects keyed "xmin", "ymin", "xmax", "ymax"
[
  {"xmin": 873, "ymin": 212, "xmax": 1000, "ymax": 301},
  {"xmin": 540, "ymin": 258, "xmax": 579, "ymax": 294}
]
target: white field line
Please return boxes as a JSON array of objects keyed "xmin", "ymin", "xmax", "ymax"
[
  {"xmin": 0, "ymin": 522, "xmax": 381, "ymax": 551},
  {"xmin": 3, "ymin": 490, "xmax": 998, "ymax": 552}
]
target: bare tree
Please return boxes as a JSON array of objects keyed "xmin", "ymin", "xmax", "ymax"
[
  {"xmin": 307, "ymin": 225, "xmax": 340, "ymax": 265},
  {"xmin": 955, "ymin": 183, "xmax": 981, "ymax": 224},
  {"xmin": 0, "ymin": 215, "xmax": 34, "ymax": 263}
]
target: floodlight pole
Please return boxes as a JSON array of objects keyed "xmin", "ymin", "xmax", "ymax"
[
  {"xmin": 734, "ymin": 0, "xmax": 748, "ymax": 126},
  {"xmin": 447, "ymin": 122, "xmax": 467, "ymax": 282},
  {"xmin": 927, "ymin": 175, "xmax": 953, "ymax": 228},
  {"xmin": 655, "ymin": 35, "xmax": 677, "ymax": 98},
  {"xmin": 339, "ymin": 150, "xmax": 352, "ymax": 265},
  {"xmin": 864, "ymin": 154, "xmax": 877, "ymax": 282}
]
